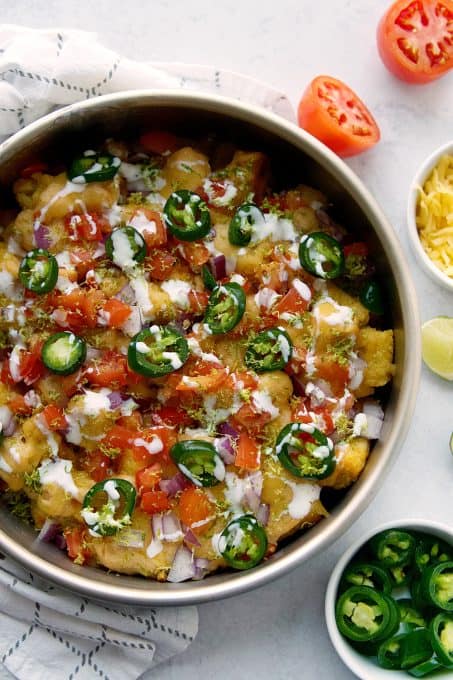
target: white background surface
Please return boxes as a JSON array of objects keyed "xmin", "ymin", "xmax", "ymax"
[{"xmin": 1, "ymin": 1, "xmax": 453, "ymax": 678}]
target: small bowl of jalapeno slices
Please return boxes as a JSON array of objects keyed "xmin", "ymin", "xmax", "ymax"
[{"xmin": 325, "ymin": 520, "xmax": 453, "ymax": 679}]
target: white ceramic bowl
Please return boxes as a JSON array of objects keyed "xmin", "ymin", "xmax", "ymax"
[
  {"xmin": 407, "ymin": 140, "xmax": 453, "ymax": 292},
  {"xmin": 325, "ymin": 518, "xmax": 453, "ymax": 679}
]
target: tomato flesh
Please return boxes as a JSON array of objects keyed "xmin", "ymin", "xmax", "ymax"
[
  {"xmin": 377, "ymin": 0, "xmax": 453, "ymax": 83},
  {"xmin": 297, "ymin": 76, "xmax": 380, "ymax": 158}
]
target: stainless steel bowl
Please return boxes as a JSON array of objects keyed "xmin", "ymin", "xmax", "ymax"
[{"xmin": 0, "ymin": 90, "xmax": 420, "ymax": 605}]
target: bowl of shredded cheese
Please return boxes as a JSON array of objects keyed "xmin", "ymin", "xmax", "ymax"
[{"xmin": 407, "ymin": 140, "xmax": 453, "ymax": 291}]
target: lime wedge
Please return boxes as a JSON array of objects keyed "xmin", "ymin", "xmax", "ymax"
[{"xmin": 421, "ymin": 316, "xmax": 453, "ymax": 380}]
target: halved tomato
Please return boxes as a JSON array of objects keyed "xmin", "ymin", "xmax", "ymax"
[
  {"xmin": 297, "ymin": 76, "xmax": 380, "ymax": 158},
  {"xmin": 377, "ymin": 0, "xmax": 453, "ymax": 83}
]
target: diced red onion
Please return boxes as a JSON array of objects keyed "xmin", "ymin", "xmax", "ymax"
[
  {"xmin": 193, "ymin": 557, "xmax": 210, "ymax": 580},
  {"xmin": 34, "ymin": 224, "xmax": 52, "ymax": 249},
  {"xmin": 3, "ymin": 418, "xmax": 16, "ymax": 437},
  {"xmin": 214, "ymin": 436, "xmax": 235, "ymax": 464},
  {"xmin": 208, "ymin": 254, "xmax": 226, "ymax": 280},
  {"xmin": 0, "ymin": 406, "xmax": 15, "ymax": 437},
  {"xmin": 348, "ymin": 357, "xmax": 367, "ymax": 391},
  {"xmin": 364, "ymin": 415, "xmax": 383, "ymax": 440},
  {"xmin": 217, "ymin": 421, "xmax": 240, "ymax": 442},
  {"xmin": 107, "ymin": 391, "xmax": 123, "ymax": 409},
  {"xmin": 183, "ymin": 525, "xmax": 201, "ymax": 548},
  {"xmin": 316, "ymin": 209, "xmax": 345, "ymax": 242},
  {"xmin": 256, "ymin": 503, "xmax": 270, "ymax": 526},
  {"xmin": 159, "ymin": 472, "xmax": 188, "ymax": 497},
  {"xmin": 161, "ymin": 511, "xmax": 183, "ymax": 542},
  {"xmin": 363, "ymin": 400, "xmax": 384, "ymax": 421},
  {"xmin": 167, "ymin": 545, "xmax": 196, "ymax": 582},
  {"xmin": 244, "ymin": 471, "xmax": 263, "ymax": 513},
  {"xmin": 37, "ymin": 519, "xmax": 61, "ymax": 543},
  {"xmin": 53, "ymin": 534, "xmax": 67, "ymax": 551},
  {"xmin": 152, "ymin": 514, "xmax": 163, "ymax": 541}
]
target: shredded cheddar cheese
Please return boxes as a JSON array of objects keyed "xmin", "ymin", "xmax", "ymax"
[{"xmin": 416, "ymin": 154, "xmax": 453, "ymax": 276}]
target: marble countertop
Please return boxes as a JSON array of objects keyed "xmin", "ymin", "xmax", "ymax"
[{"xmin": 2, "ymin": 1, "xmax": 453, "ymax": 678}]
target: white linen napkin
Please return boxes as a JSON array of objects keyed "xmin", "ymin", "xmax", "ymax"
[
  {"xmin": 0, "ymin": 24, "xmax": 294, "ymax": 142},
  {"xmin": 0, "ymin": 24, "xmax": 294, "ymax": 680}
]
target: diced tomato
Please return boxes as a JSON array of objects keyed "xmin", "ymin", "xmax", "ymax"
[
  {"xmin": 102, "ymin": 425, "xmax": 134, "ymax": 452},
  {"xmin": 9, "ymin": 344, "xmax": 44, "ymax": 386},
  {"xmin": 69, "ymin": 248, "xmax": 97, "ymax": 279},
  {"xmin": 64, "ymin": 527, "xmax": 91, "ymax": 564},
  {"xmin": 129, "ymin": 209, "xmax": 167, "ymax": 248},
  {"xmin": 315, "ymin": 360, "xmax": 350, "ymax": 396},
  {"xmin": 344, "ymin": 242, "xmax": 369, "ymax": 258},
  {"xmin": 152, "ymin": 406, "xmax": 193, "ymax": 427},
  {"xmin": 175, "ymin": 366, "xmax": 227, "ymax": 393},
  {"xmin": 232, "ymin": 403, "xmax": 272, "ymax": 435},
  {"xmin": 100, "ymin": 299, "xmax": 131, "ymax": 328},
  {"xmin": 0, "ymin": 361, "xmax": 14, "ymax": 386},
  {"xmin": 297, "ymin": 76, "xmax": 380, "ymax": 158},
  {"xmin": 85, "ymin": 352, "xmax": 128, "ymax": 388},
  {"xmin": 20, "ymin": 162, "xmax": 48, "ymax": 178},
  {"xmin": 281, "ymin": 189, "xmax": 308, "ymax": 211},
  {"xmin": 140, "ymin": 489, "xmax": 170, "ymax": 514},
  {"xmin": 60, "ymin": 370, "xmax": 84, "ymax": 398},
  {"xmin": 235, "ymin": 431, "xmax": 260, "ymax": 470},
  {"xmin": 136, "ymin": 463, "xmax": 163, "ymax": 494},
  {"xmin": 8, "ymin": 394, "xmax": 32, "ymax": 416},
  {"xmin": 55, "ymin": 287, "xmax": 104, "ymax": 330},
  {"xmin": 65, "ymin": 212, "xmax": 111, "ymax": 242},
  {"xmin": 226, "ymin": 371, "xmax": 259, "ymax": 391},
  {"xmin": 178, "ymin": 242, "xmax": 210, "ymax": 269},
  {"xmin": 139, "ymin": 130, "xmax": 179, "ymax": 155},
  {"xmin": 146, "ymin": 249, "xmax": 177, "ymax": 281},
  {"xmin": 178, "ymin": 487, "xmax": 215, "ymax": 534},
  {"xmin": 377, "ymin": 0, "xmax": 453, "ymax": 84},
  {"xmin": 41, "ymin": 404, "xmax": 68, "ymax": 431},
  {"xmin": 80, "ymin": 450, "xmax": 117, "ymax": 483},
  {"xmin": 187, "ymin": 290, "xmax": 209, "ymax": 314},
  {"xmin": 131, "ymin": 426, "xmax": 177, "ymax": 464},
  {"xmin": 275, "ymin": 287, "xmax": 310, "ymax": 316}
]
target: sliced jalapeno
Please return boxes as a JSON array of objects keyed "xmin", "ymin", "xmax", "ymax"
[
  {"xmin": 389, "ymin": 562, "xmax": 413, "ymax": 588},
  {"xmin": 19, "ymin": 248, "xmax": 58, "ymax": 295},
  {"xmin": 275, "ymin": 422, "xmax": 335, "ymax": 480},
  {"xmin": 335, "ymin": 585, "xmax": 400, "ymax": 643},
  {"xmin": 228, "ymin": 203, "xmax": 264, "ymax": 246},
  {"xmin": 163, "ymin": 190, "xmax": 211, "ymax": 241},
  {"xmin": 360, "ymin": 280, "xmax": 384, "ymax": 314},
  {"xmin": 339, "ymin": 562, "xmax": 392, "ymax": 595},
  {"xmin": 128, "ymin": 325, "xmax": 189, "ymax": 378},
  {"xmin": 201, "ymin": 264, "xmax": 216, "ymax": 291},
  {"xmin": 368, "ymin": 529, "xmax": 416, "ymax": 568},
  {"xmin": 430, "ymin": 613, "xmax": 453, "ymax": 666},
  {"xmin": 397, "ymin": 599, "xmax": 427, "ymax": 632},
  {"xmin": 245, "ymin": 327, "xmax": 293, "ymax": 373},
  {"xmin": 41, "ymin": 332, "xmax": 86, "ymax": 375},
  {"xmin": 105, "ymin": 226, "xmax": 146, "ymax": 267},
  {"xmin": 299, "ymin": 232, "xmax": 344, "ymax": 279},
  {"xmin": 219, "ymin": 514, "xmax": 267, "ymax": 570},
  {"xmin": 409, "ymin": 658, "xmax": 453, "ymax": 677},
  {"xmin": 377, "ymin": 629, "xmax": 432, "ymax": 671},
  {"xmin": 204, "ymin": 283, "xmax": 246, "ymax": 334},
  {"xmin": 68, "ymin": 150, "xmax": 121, "ymax": 184},
  {"xmin": 170, "ymin": 440, "xmax": 225, "ymax": 487},
  {"xmin": 81, "ymin": 478, "xmax": 136, "ymax": 536},
  {"xmin": 421, "ymin": 560, "xmax": 453, "ymax": 611},
  {"xmin": 415, "ymin": 534, "xmax": 453, "ymax": 573}
]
